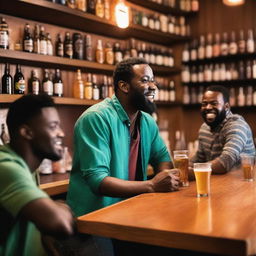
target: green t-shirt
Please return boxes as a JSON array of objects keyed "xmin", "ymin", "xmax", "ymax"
[
  {"xmin": 67, "ymin": 95, "xmax": 171, "ymax": 216},
  {"xmin": 0, "ymin": 145, "xmax": 49, "ymax": 256}
]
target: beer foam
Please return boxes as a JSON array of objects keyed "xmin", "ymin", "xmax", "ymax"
[{"xmin": 194, "ymin": 168, "xmax": 211, "ymax": 172}]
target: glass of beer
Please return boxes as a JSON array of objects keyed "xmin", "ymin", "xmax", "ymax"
[
  {"xmin": 240, "ymin": 154, "xmax": 255, "ymax": 181},
  {"xmin": 173, "ymin": 150, "xmax": 189, "ymax": 187},
  {"xmin": 193, "ymin": 163, "xmax": 212, "ymax": 197}
]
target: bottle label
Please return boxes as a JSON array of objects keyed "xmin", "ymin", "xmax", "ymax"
[
  {"xmin": 43, "ymin": 81, "xmax": 53, "ymax": 95},
  {"xmin": 57, "ymin": 44, "xmax": 64, "ymax": 57},
  {"xmin": 40, "ymin": 40, "xmax": 47, "ymax": 55},
  {"xmin": 65, "ymin": 44, "xmax": 73, "ymax": 57},
  {"xmin": 105, "ymin": 50, "xmax": 114, "ymax": 65},
  {"xmin": 15, "ymin": 79, "xmax": 26, "ymax": 93},
  {"xmin": 93, "ymin": 88, "xmax": 100, "ymax": 100},
  {"xmin": 54, "ymin": 82, "xmax": 63, "ymax": 95},
  {"xmin": 0, "ymin": 31, "xmax": 8, "ymax": 48},
  {"xmin": 24, "ymin": 39, "xmax": 33, "ymax": 52},
  {"xmin": 32, "ymin": 81, "xmax": 39, "ymax": 94},
  {"xmin": 84, "ymin": 86, "xmax": 93, "ymax": 100},
  {"xmin": 47, "ymin": 41, "xmax": 53, "ymax": 55}
]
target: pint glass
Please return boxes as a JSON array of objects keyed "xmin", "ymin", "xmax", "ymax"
[
  {"xmin": 173, "ymin": 150, "xmax": 189, "ymax": 187},
  {"xmin": 240, "ymin": 154, "xmax": 255, "ymax": 181},
  {"xmin": 193, "ymin": 163, "xmax": 212, "ymax": 197}
]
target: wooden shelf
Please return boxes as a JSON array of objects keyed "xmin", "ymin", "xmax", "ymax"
[
  {"xmin": 0, "ymin": 49, "xmax": 181, "ymax": 75},
  {"xmin": 0, "ymin": 0, "xmax": 190, "ymax": 46},
  {"xmin": 155, "ymin": 101, "xmax": 181, "ymax": 107},
  {"xmin": 182, "ymin": 52, "xmax": 256, "ymax": 66},
  {"xmin": 183, "ymin": 79, "xmax": 256, "ymax": 86},
  {"xmin": 127, "ymin": 0, "xmax": 196, "ymax": 16},
  {"xmin": 0, "ymin": 94, "xmax": 101, "ymax": 106}
]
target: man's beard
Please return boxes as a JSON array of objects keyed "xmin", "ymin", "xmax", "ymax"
[
  {"xmin": 201, "ymin": 108, "xmax": 227, "ymax": 128},
  {"xmin": 130, "ymin": 90, "xmax": 156, "ymax": 114}
]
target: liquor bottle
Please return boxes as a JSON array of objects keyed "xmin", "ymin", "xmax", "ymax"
[
  {"xmin": 174, "ymin": 130, "xmax": 186, "ymax": 150},
  {"xmin": 247, "ymin": 29, "xmax": 255, "ymax": 53},
  {"xmin": 238, "ymin": 30, "xmax": 246, "ymax": 54},
  {"xmin": 33, "ymin": 24, "xmax": 40, "ymax": 54},
  {"xmin": 23, "ymin": 23, "xmax": 33, "ymax": 53},
  {"xmin": 107, "ymin": 76, "xmax": 114, "ymax": 97},
  {"xmin": 0, "ymin": 17, "xmax": 9, "ymax": 49},
  {"xmin": 0, "ymin": 123, "xmax": 9, "ymax": 145},
  {"xmin": 253, "ymin": 86, "xmax": 256, "ymax": 106},
  {"xmin": 229, "ymin": 31, "xmax": 238, "ymax": 55},
  {"xmin": 179, "ymin": 16, "xmax": 186, "ymax": 36},
  {"xmin": 53, "ymin": 69, "xmax": 63, "ymax": 97},
  {"xmin": 1, "ymin": 63, "xmax": 12, "ymax": 94},
  {"xmin": 64, "ymin": 32, "xmax": 73, "ymax": 58},
  {"xmin": 168, "ymin": 15, "xmax": 174, "ymax": 34},
  {"xmin": 220, "ymin": 32, "xmax": 229, "ymax": 56},
  {"xmin": 190, "ymin": 39, "xmax": 197, "ymax": 61},
  {"xmin": 182, "ymin": 43, "xmax": 189, "ymax": 62},
  {"xmin": 154, "ymin": 14, "xmax": 161, "ymax": 31},
  {"xmin": 84, "ymin": 73, "xmax": 93, "ymax": 100},
  {"xmin": 92, "ymin": 74, "xmax": 100, "ymax": 100},
  {"xmin": 104, "ymin": 0, "xmax": 110, "ymax": 20},
  {"xmin": 246, "ymin": 86, "xmax": 253, "ymax": 106},
  {"xmin": 56, "ymin": 33, "xmax": 64, "ymax": 57},
  {"xmin": 85, "ymin": 35, "xmax": 93, "ymax": 61},
  {"xmin": 130, "ymin": 38, "xmax": 137, "ymax": 58},
  {"xmin": 169, "ymin": 80, "xmax": 175, "ymax": 102},
  {"xmin": 238, "ymin": 61, "xmax": 245, "ymax": 80},
  {"xmin": 73, "ymin": 69, "xmax": 84, "ymax": 99},
  {"xmin": 104, "ymin": 42, "xmax": 114, "ymax": 65},
  {"xmin": 39, "ymin": 26, "xmax": 47, "ymax": 55},
  {"xmin": 246, "ymin": 60, "xmax": 252, "ymax": 79},
  {"xmin": 213, "ymin": 33, "xmax": 220, "ymax": 57},
  {"xmin": 237, "ymin": 87, "xmax": 245, "ymax": 107},
  {"xmin": 155, "ymin": 48, "xmax": 163, "ymax": 66},
  {"xmin": 14, "ymin": 64, "xmax": 26, "ymax": 94},
  {"xmin": 96, "ymin": 0, "xmax": 104, "ymax": 18},
  {"xmin": 191, "ymin": 0, "xmax": 199, "ymax": 12},
  {"xmin": 198, "ymin": 35, "xmax": 205, "ymax": 60},
  {"xmin": 168, "ymin": 49, "xmax": 174, "ymax": 67},
  {"xmin": 149, "ymin": 46, "xmax": 155, "ymax": 65},
  {"xmin": 95, "ymin": 39, "xmax": 104, "ymax": 64},
  {"xmin": 101, "ymin": 75, "xmax": 108, "ymax": 99},
  {"xmin": 113, "ymin": 42, "xmax": 123, "ymax": 64},
  {"xmin": 252, "ymin": 60, "xmax": 256, "ymax": 79},
  {"xmin": 42, "ymin": 69, "xmax": 53, "ymax": 96},
  {"xmin": 67, "ymin": 0, "xmax": 76, "ymax": 8},
  {"xmin": 46, "ymin": 33, "xmax": 53, "ymax": 56},
  {"xmin": 229, "ymin": 87, "xmax": 236, "ymax": 107},
  {"xmin": 28, "ymin": 69, "xmax": 40, "ymax": 95},
  {"xmin": 213, "ymin": 63, "xmax": 220, "ymax": 82},
  {"xmin": 73, "ymin": 33, "xmax": 84, "ymax": 60},
  {"xmin": 76, "ymin": 0, "xmax": 86, "ymax": 11},
  {"xmin": 87, "ymin": 0, "xmax": 96, "ymax": 14},
  {"xmin": 205, "ymin": 33, "xmax": 213, "ymax": 59}
]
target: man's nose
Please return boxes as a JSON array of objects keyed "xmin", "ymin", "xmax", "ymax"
[{"xmin": 58, "ymin": 127, "xmax": 65, "ymax": 137}]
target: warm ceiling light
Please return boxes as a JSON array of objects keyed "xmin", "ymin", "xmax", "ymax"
[
  {"xmin": 115, "ymin": 0, "xmax": 129, "ymax": 29},
  {"xmin": 223, "ymin": 0, "xmax": 245, "ymax": 6}
]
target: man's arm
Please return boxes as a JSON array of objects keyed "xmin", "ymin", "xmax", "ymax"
[{"xmin": 19, "ymin": 198, "xmax": 75, "ymax": 238}]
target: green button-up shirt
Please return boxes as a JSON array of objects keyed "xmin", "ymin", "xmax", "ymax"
[{"xmin": 67, "ymin": 95, "xmax": 171, "ymax": 216}]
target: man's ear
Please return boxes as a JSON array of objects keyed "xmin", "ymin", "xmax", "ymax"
[
  {"xmin": 19, "ymin": 125, "xmax": 34, "ymax": 140},
  {"xmin": 118, "ymin": 80, "xmax": 129, "ymax": 93},
  {"xmin": 225, "ymin": 102, "xmax": 230, "ymax": 110}
]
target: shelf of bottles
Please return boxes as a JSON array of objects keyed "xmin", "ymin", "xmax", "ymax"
[
  {"xmin": 0, "ymin": 0, "xmax": 191, "ymax": 45},
  {"xmin": 128, "ymin": 0, "xmax": 199, "ymax": 16}
]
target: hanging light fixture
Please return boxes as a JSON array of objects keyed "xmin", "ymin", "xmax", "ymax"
[
  {"xmin": 223, "ymin": 0, "xmax": 245, "ymax": 6},
  {"xmin": 115, "ymin": 0, "xmax": 129, "ymax": 29}
]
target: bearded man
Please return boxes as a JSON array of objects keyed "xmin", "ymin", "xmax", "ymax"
[{"xmin": 191, "ymin": 85, "xmax": 255, "ymax": 174}]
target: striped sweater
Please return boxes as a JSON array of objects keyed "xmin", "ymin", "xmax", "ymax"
[{"xmin": 191, "ymin": 111, "xmax": 255, "ymax": 171}]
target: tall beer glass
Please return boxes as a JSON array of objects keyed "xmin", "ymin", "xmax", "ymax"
[
  {"xmin": 240, "ymin": 154, "xmax": 255, "ymax": 181},
  {"xmin": 193, "ymin": 163, "xmax": 212, "ymax": 197},
  {"xmin": 173, "ymin": 150, "xmax": 189, "ymax": 187}
]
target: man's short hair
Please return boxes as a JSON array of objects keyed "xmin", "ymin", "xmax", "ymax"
[
  {"xmin": 7, "ymin": 94, "xmax": 55, "ymax": 138},
  {"xmin": 205, "ymin": 85, "xmax": 230, "ymax": 103},
  {"xmin": 113, "ymin": 57, "xmax": 148, "ymax": 92}
]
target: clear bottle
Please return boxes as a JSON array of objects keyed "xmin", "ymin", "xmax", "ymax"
[
  {"xmin": 23, "ymin": 23, "xmax": 33, "ymax": 53},
  {"xmin": 56, "ymin": 33, "xmax": 64, "ymax": 57},
  {"xmin": 1, "ymin": 63, "xmax": 12, "ymax": 94},
  {"xmin": 169, "ymin": 80, "xmax": 175, "ymax": 102},
  {"xmin": 46, "ymin": 33, "xmax": 53, "ymax": 56},
  {"xmin": 229, "ymin": 31, "xmax": 238, "ymax": 55},
  {"xmin": 84, "ymin": 73, "xmax": 93, "ymax": 100},
  {"xmin": 39, "ymin": 26, "xmax": 47, "ymax": 55},
  {"xmin": 96, "ymin": 0, "xmax": 104, "ymax": 18},
  {"xmin": 42, "ymin": 69, "xmax": 53, "ymax": 96},
  {"xmin": 92, "ymin": 74, "xmax": 100, "ymax": 100},
  {"xmin": 182, "ymin": 43, "xmax": 190, "ymax": 62},
  {"xmin": 28, "ymin": 69, "xmax": 40, "ymax": 95},
  {"xmin": 64, "ymin": 32, "xmax": 73, "ymax": 58},
  {"xmin": 53, "ymin": 69, "xmax": 63, "ymax": 97},
  {"xmin": 213, "ymin": 33, "xmax": 220, "ymax": 57},
  {"xmin": 220, "ymin": 32, "xmax": 229, "ymax": 56},
  {"xmin": 73, "ymin": 69, "xmax": 84, "ymax": 99},
  {"xmin": 14, "ymin": 64, "xmax": 26, "ymax": 94},
  {"xmin": 247, "ymin": 29, "xmax": 255, "ymax": 53},
  {"xmin": 205, "ymin": 33, "xmax": 213, "ymax": 59},
  {"xmin": 198, "ymin": 35, "xmax": 205, "ymax": 60},
  {"xmin": 0, "ymin": 17, "xmax": 9, "ymax": 49},
  {"xmin": 237, "ymin": 87, "xmax": 245, "ymax": 107},
  {"xmin": 96, "ymin": 39, "xmax": 104, "ymax": 64}
]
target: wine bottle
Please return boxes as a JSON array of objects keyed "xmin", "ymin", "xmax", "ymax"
[
  {"xmin": 1, "ymin": 63, "xmax": 12, "ymax": 94},
  {"xmin": 14, "ymin": 64, "xmax": 26, "ymax": 94}
]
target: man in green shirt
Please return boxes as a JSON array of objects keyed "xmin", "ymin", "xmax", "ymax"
[
  {"xmin": 0, "ymin": 94, "xmax": 75, "ymax": 256},
  {"xmin": 67, "ymin": 58, "xmax": 179, "ymax": 255}
]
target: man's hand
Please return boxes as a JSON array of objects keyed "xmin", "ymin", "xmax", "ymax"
[{"xmin": 150, "ymin": 169, "xmax": 180, "ymax": 192}]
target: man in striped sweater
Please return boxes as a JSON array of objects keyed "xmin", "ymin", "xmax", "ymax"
[{"xmin": 191, "ymin": 85, "xmax": 255, "ymax": 174}]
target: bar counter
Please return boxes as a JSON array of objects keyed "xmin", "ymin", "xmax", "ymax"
[{"xmin": 77, "ymin": 170, "xmax": 256, "ymax": 256}]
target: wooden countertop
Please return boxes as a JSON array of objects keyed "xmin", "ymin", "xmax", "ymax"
[
  {"xmin": 77, "ymin": 170, "xmax": 256, "ymax": 256},
  {"xmin": 39, "ymin": 173, "xmax": 69, "ymax": 196}
]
